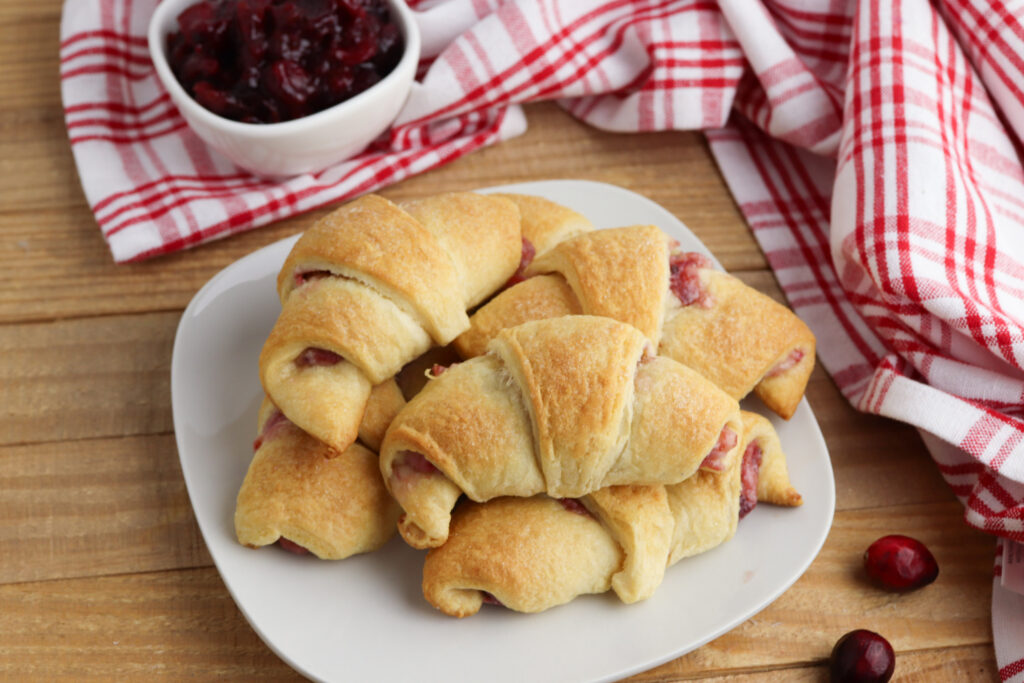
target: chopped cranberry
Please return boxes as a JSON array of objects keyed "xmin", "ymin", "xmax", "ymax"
[
  {"xmin": 166, "ymin": 0, "xmax": 405, "ymax": 123},
  {"xmin": 503, "ymin": 238, "xmax": 536, "ymax": 289},
  {"xmin": 295, "ymin": 347, "xmax": 343, "ymax": 367},
  {"xmin": 863, "ymin": 535, "xmax": 939, "ymax": 592},
  {"xmin": 557, "ymin": 498, "xmax": 593, "ymax": 518},
  {"xmin": 738, "ymin": 441, "xmax": 764, "ymax": 519},
  {"xmin": 767, "ymin": 348, "xmax": 806, "ymax": 378},
  {"xmin": 430, "ymin": 363, "xmax": 449, "ymax": 377},
  {"xmin": 668, "ymin": 251, "xmax": 714, "ymax": 307},
  {"xmin": 278, "ymin": 537, "xmax": 311, "ymax": 555},
  {"xmin": 700, "ymin": 426, "xmax": 738, "ymax": 471},
  {"xmin": 829, "ymin": 630, "xmax": 895, "ymax": 683}
]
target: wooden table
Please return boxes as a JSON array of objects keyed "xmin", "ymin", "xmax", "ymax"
[{"xmin": 1, "ymin": 3, "xmax": 998, "ymax": 679}]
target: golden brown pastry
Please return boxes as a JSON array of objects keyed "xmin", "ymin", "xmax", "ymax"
[
  {"xmin": 380, "ymin": 315, "xmax": 742, "ymax": 549},
  {"xmin": 420, "ymin": 411, "xmax": 802, "ymax": 617},
  {"xmin": 234, "ymin": 396, "xmax": 402, "ymax": 560},
  {"xmin": 259, "ymin": 192, "xmax": 521, "ymax": 455},
  {"xmin": 453, "ymin": 224, "xmax": 815, "ymax": 419},
  {"xmin": 667, "ymin": 410, "xmax": 803, "ymax": 564}
]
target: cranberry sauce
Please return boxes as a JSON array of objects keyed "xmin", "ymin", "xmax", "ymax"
[
  {"xmin": 503, "ymin": 238, "xmax": 537, "ymax": 289},
  {"xmin": 252, "ymin": 409, "xmax": 291, "ymax": 451},
  {"xmin": 699, "ymin": 426, "xmax": 738, "ymax": 471},
  {"xmin": 556, "ymin": 497, "xmax": 593, "ymax": 518},
  {"xmin": 277, "ymin": 537, "xmax": 311, "ymax": 555},
  {"xmin": 391, "ymin": 451, "xmax": 439, "ymax": 482},
  {"xmin": 737, "ymin": 441, "xmax": 763, "ymax": 519},
  {"xmin": 167, "ymin": 0, "xmax": 404, "ymax": 123},
  {"xmin": 668, "ymin": 251, "xmax": 713, "ymax": 307},
  {"xmin": 295, "ymin": 347, "xmax": 344, "ymax": 367}
]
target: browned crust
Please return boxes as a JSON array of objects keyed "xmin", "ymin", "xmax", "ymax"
[
  {"xmin": 492, "ymin": 193, "xmax": 594, "ymax": 256},
  {"xmin": 453, "ymin": 275, "xmax": 581, "ymax": 359},
  {"xmin": 660, "ymin": 268, "xmax": 816, "ymax": 418},
  {"xmin": 234, "ymin": 405, "xmax": 400, "ymax": 560},
  {"xmin": 422, "ymin": 497, "xmax": 622, "ymax": 616},
  {"xmin": 527, "ymin": 225, "xmax": 670, "ymax": 344}
]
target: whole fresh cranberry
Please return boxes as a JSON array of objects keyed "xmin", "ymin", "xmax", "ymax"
[
  {"xmin": 829, "ymin": 629, "xmax": 894, "ymax": 683},
  {"xmin": 863, "ymin": 535, "xmax": 938, "ymax": 591}
]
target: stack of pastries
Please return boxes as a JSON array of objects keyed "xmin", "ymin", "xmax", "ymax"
[{"xmin": 232, "ymin": 190, "xmax": 815, "ymax": 616}]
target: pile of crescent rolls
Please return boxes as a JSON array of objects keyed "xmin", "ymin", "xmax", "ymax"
[{"xmin": 233, "ymin": 191, "xmax": 815, "ymax": 617}]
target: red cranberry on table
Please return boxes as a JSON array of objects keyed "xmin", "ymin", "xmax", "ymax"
[
  {"xmin": 863, "ymin": 534, "xmax": 939, "ymax": 591},
  {"xmin": 167, "ymin": 0, "xmax": 405, "ymax": 123},
  {"xmin": 829, "ymin": 629, "xmax": 895, "ymax": 683}
]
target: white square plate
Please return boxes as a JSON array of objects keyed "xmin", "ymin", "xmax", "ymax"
[{"xmin": 171, "ymin": 180, "xmax": 835, "ymax": 682}]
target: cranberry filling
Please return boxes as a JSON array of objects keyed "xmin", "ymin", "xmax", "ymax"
[
  {"xmin": 167, "ymin": 0, "xmax": 405, "ymax": 123},
  {"xmin": 391, "ymin": 451, "xmax": 439, "ymax": 483},
  {"xmin": 766, "ymin": 348, "xmax": 806, "ymax": 377},
  {"xmin": 252, "ymin": 409, "xmax": 291, "ymax": 451},
  {"xmin": 738, "ymin": 441, "xmax": 764, "ymax": 519},
  {"xmin": 293, "ymin": 269, "xmax": 333, "ymax": 287},
  {"xmin": 557, "ymin": 498, "xmax": 593, "ymax": 518},
  {"xmin": 700, "ymin": 426, "xmax": 738, "ymax": 471},
  {"xmin": 480, "ymin": 591, "xmax": 504, "ymax": 607},
  {"xmin": 430, "ymin": 363, "xmax": 449, "ymax": 377},
  {"xmin": 668, "ymin": 251, "xmax": 714, "ymax": 307},
  {"xmin": 503, "ymin": 238, "xmax": 536, "ymax": 289},
  {"xmin": 295, "ymin": 347, "xmax": 343, "ymax": 367},
  {"xmin": 277, "ymin": 537, "xmax": 310, "ymax": 555}
]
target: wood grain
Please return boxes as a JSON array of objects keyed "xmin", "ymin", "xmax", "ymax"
[
  {"xmin": 0, "ymin": 501, "xmax": 993, "ymax": 680},
  {"xmin": 0, "ymin": 0, "xmax": 1003, "ymax": 675}
]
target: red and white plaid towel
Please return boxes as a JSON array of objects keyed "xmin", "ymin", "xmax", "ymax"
[{"xmin": 61, "ymin": 0, "xmax": 1024, "ymax": 674}]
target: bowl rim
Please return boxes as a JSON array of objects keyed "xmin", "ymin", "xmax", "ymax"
[{"xmin": 147, "ymin": 0, "xmax": 421, "ymax": 137}]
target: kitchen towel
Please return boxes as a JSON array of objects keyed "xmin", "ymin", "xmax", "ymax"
[{"xmin": 60, "ymin": 0, "xmax": 1024, "ymax": 674}]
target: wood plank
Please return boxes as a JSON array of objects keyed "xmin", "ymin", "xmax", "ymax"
[
  {"xmin": 0, "ymin": 103, "xmax": 760, "ymax": 323},
  {"xmin": 0, "ymin": 434, "xmax": 208, "ymax": 585},
  {"xmin": 0, "ymin": 312, "xmax": 177, "ymax": 446},
  {"xmin": 628, "ymin": 644, "xmax": 997, "ymax": 681},
  {"xmin": 633, "ymin": 501, "xmax": 994, "ymax": 678},
  {"xmin": 0, "ymin": 503, "xmax": 994, "ymax": 679},
  {"xmin": 0, "ymin": 18, "xmax": 62, "ymax": 112}
]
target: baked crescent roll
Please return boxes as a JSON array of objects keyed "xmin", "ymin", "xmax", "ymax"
[
  {"xmin": 259, "ymin": 192, "xmax": 521, "ymax": 455},
  {"xmin": 421, "ymin": 412, "xmax": 802, "ymax": 617},
  {"xmin": 422, "ymin": 496, "xmax": 624, "ymax": 617},
  {"xmin": 667, "ymin": 410, "xmax": 802, "ymax": 564},
  {"xmin": 234, "ymin": 393, "xmax": 403, "ymax": 560},
  {"xmin": 454, "ymin": 224, "xmax": 815, "ymax": 419},
  {"xmin": 380, "ymin": 315, "xmax": 742, "ymax": 549}
]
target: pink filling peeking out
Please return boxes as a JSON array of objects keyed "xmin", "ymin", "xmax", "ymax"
[
  {"xmin": 431, "ymin": 363, "xmax": 449, "ymax": 377},
  {"xmin": 738, "ymin": 442, "xmax": 764, "ymax": 519},
  {"xmin": 391, "ymin": 450, "xmax": 439, "ymax": 483},
  {"xmin": 278, "ymin": 538, "xmax": 310, "ymax": 555},
  {"xmin": 700, "ymin": 426, "xmax": 738, "ymax": 471},
  {"xmin": 481, "ymin": 591, "xmax": 504, "ymax": 607},
  {"xmin": 766, "ymin": 348, "xmax": 805, "ymax": 377},
  {"xmin": 669, "ymin": 251, "xmax": 714, "ymax": 307},
  {"xmin": 293, "ymin": 269, "xmax": 332, "ymax": 287},
  {"xmin": 295, "ymin": 347, "xmax": 344, "ymax": 367},
  {"xmin": 252, "ymin": 409, "xmax": 291, "ymax": 451},
  {"xmin": 557, "ymin": 498, "xmax": 593, "ymax": 518},
  {"xmin": 503, "ymin": 238, "xmax": 536, "ymax": 289}
]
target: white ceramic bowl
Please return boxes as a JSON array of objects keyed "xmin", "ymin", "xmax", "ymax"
[{"xmin": 148, "ymin": 0, "xmax": 420, "ymax": 178}]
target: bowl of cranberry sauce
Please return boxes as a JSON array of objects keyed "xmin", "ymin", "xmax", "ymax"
[{"xmin": 148, "ymin": 0, "xmax": 420, "ymax": 177}]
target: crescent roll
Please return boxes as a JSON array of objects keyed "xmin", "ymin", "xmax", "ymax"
[
  {"xmin": 453, "ymin": 224, "xmax": 815, "ymax": 419},
  {"xmin": 421, "ymin": 412, "xmax": 802, "ymax": 617},
  {"xmin": 259, "ymin": 192, "xmax": 521, "ymax": 455},
  {"xmin": 380, "ymin": 315, "xmax": 742, "ymax": 549},
  {"xmin": 234, "ymin": 392, "xmax": 403, "ymax": 560}
]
